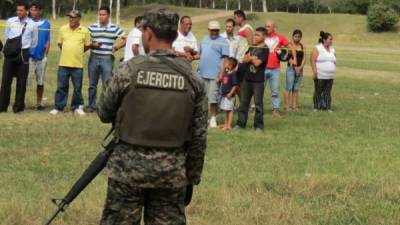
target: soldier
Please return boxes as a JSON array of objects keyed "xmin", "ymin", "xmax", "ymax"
[{"xmin": 97, "ymin": 8, "xmax": 208, "ymax": 225}]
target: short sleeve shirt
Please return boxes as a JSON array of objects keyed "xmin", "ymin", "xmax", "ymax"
[
  {"xmin": 30, "ymin": 19, "xmax": 50, "ymax": 60},
  {"xmin": 89, "ymin": 22, "xmax": 125, "ymax": 55},
  {"xmin": 197, "ymin": 36, "xmax": 229, "ymax": 80},
  {"xmin": 172, "ymin": 31, "xmax": 199, "ymax": 54},
  {"xmin": 124, "ymin": 28, "xmax": 145, "ymax": 62},
  {"xmin": 220, "ymin": 32, "xmax": 240, "ymax": 59},
  {"xmin": 5, "ymin": 17, "xmax": 38, "ymax": 49},
  {"xmin": 220, "ymin": 71, "xmax": 238, "ymax": 96},
  {"xmin": 58, "ymin": 25, "xmax": 90, "ymax": 68},
  {"xmin": 244, "ymin": 46, "xmax": 268, "ymax": 82},
  {"xmin": 265, "ymin": 33, "xmax": 288, "ymax": 69}
]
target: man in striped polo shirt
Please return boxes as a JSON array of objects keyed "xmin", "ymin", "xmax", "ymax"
[{"xmin": 86, "ymin": 6, "xmax": 126, "ymax": 113}]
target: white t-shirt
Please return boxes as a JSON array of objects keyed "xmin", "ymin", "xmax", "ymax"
[
  {"xmin": 316, "ymin": 43, "xmax": 336, "ymax": 79},
  {"xmin": 124, "ymin": 27, "xmax": 145, "ymax": 62},
  {"xmin": 220, "ymin": 32, "xmax": 239, "ymax": 59},
  {"xmin": 172, "ymin": 31, "xmax": 199, "ymax": 54}
]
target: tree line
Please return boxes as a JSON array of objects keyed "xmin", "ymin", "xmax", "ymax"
[{"xmin": 1, "ymin": 0, "xmax": 399, "ymax": 20}]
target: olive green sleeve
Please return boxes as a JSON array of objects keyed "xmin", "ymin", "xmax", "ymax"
[
  {"xmin": 97, "ymin": 63, "xmax": 132, "ymax": 123},
  {"xmin": 185, "ymin": 79, "xmax": 208, "ymax": 185}
]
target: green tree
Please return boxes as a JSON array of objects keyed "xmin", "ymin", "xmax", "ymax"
[{"xmin": 367, "ymin": 3, "xmax": 399, "ymax": 32}]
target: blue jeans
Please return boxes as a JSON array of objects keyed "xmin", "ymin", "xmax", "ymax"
[
  {"xmin": 286, "ymin": 66, "xmax": 303, "ymax": 92},
  {"xmin": 264, "ymin": 68, "xmax": 281, "ymax": 111},
  {"xmin": 54, "ymin": 66, "xmax": 84, "ymax": 111},
  {"xmin": 88, "ymin": 55, "xmax": 113, "ymax": 110}
]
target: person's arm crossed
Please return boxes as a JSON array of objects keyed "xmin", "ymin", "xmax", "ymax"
[
  {"xmin": 250, "ymin": 54, "xmax": 263, "ymax": 67},
  {"xmin": 242, "ymin": 52, "xmax": 251, "ymax": 64}
]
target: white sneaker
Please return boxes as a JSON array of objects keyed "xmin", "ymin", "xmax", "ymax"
[
  {"xmin": 209, "ymin": 117, "xmax": 217, "ymax": 128},
  {"xmin": 49, "ymin": 109, "xmax": 59, "ymax": 115},
  {"xmin": 74, "ymin": 106, "xmax": 86, "ymax": 116}
]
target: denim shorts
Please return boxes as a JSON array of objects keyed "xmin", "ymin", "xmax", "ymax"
[{"xmin": 286, "ymin": 66, "xmax": 303, "ymax": 91}]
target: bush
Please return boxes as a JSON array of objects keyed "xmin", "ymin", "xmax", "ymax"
[{"xmin": 367, "ymin": 3, "xmax": 399, "ymax": 32}]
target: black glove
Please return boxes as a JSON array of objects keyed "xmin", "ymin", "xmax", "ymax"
[{"xmin": 184, "ymin": 184, "xmax": 193, "ymax": 206}]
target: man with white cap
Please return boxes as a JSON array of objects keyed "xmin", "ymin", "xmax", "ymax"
[{"xmin": 197, "ymin": 20, "xmax": 229, "ymax": 128}]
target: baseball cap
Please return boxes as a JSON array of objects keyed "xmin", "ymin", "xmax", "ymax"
[
  {"xmin": 208, "ymin": 21, "xmax": 220, "ymax": 30},
  {"xmin": 66, "ymin": 10, "xmax": 82, "ymax": 18}
]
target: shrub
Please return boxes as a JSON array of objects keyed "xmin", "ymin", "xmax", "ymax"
[{"xmin": 367, "ymin": 3, "xmax": 399, "ymax": 32}]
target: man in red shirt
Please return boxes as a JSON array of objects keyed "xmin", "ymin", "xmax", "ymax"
[{"xmin": 264, "ymin": 20, "xmax": 296, "ymax": 117}]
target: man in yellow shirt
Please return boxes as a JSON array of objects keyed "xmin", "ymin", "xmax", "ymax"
[{"xmin": 50, "ymin": 10, "xmax": 91, "ymax": 116}]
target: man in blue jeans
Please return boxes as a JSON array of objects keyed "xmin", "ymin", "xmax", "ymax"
[
  {"xmin": 86, "ymin": 6, "xmax": 126, "ymax": 112},
  {"xmin": 50, "ymin": 10, "xmax": 91, "ymax": 116},
  {"xmin": 264, "ymin": 20, "xmax": 296, "ymax": 117}
]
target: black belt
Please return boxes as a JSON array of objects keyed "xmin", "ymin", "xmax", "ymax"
[{"xmin": 91, "ymin": 53, "xmax": 113, "ymax": 59}]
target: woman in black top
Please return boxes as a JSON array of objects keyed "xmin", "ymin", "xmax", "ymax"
[{"xmin": 284, "ymin": 29, "xmax": 306, "ymax": 112}]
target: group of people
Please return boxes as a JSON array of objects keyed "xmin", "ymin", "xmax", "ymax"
[
  {"xmin": 0, "ymin": 3, "xmax": 337, "ymax": 132},
  {"xmin": 0, "ymin": 4, "xmax": 339, "ymax": 224},
  {"xmin": 0, "ymin": 2, "xmax": 143, "ymax": 115},
  {"xmin": 177, "ymin": 10, "xmax": 337, "ymax": 131}
]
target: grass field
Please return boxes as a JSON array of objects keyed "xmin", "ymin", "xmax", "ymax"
[{"xmin": 0, "ymin": 5, "xmax": 400, "ymax": 225}]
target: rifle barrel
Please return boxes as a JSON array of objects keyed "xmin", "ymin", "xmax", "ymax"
[{"xmin": 44, "ymin": 202, "xmax": 67, "ymax": 225}]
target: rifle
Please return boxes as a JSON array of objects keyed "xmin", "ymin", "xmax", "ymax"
[{"xmin": 44, "ymin": 128, "xmax": 116, "ymax": 225}]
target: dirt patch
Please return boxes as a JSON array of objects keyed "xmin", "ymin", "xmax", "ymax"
[{"xmin": 191, "ymin": 11, "xmax": 233, "ymax": 23}]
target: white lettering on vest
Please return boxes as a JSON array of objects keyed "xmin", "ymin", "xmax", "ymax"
[
  {"xmin": 155, "ymin": 72, "xmax": 162, "ymax": 87},
  {"xmin": 137, "ymin": 70, "xmax": 185, "ymax": 90},
  {"xmin": 137, "ymin": 70, "xmax": 145, "ymax": 85},
  {"xmin": 178, "ymin": 77, "xmax": 185, "ymax": 90}
]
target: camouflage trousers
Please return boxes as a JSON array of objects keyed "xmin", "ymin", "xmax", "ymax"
[{"xmin": 100, "ymin": 178, "xmax": 187, "ymax": 225}]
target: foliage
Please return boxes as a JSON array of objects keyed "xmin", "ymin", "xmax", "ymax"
[
  {"xmin": 1, "ymin": 0, "xmax": 400, "ymax": 19},
  {"xmin": 367, "ymin": 3, "xmax": 399, "ymax": 32}
]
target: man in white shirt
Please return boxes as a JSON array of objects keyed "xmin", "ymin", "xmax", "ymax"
[
  {"xmin": 172, "ymin": 16, "xmax": 199, "ymax": 62},
  {"xmin": 124, "ymin": 16, "xmax": 145, "ymax": 62},
  {"xmin": 0, "ymin": 2, "xmax": 38, "ymax": 113},
  {"xmin": 220, "ymin": 18, "xmax": 239, "ymax": 59}
]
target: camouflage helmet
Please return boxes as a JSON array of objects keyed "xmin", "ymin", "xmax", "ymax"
[{"xmin": 142, "ymin": 8, "xmax": 179, "ymax": 33}]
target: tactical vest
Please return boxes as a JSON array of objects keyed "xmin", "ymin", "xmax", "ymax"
[{"xmin": 114, "ymin": 55, "xmax": 196, "ymax": 148}]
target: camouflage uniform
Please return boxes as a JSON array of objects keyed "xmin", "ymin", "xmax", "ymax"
[{"xmin": 97, "ymin": 8, "xmax": 208, "ymax": 225}]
